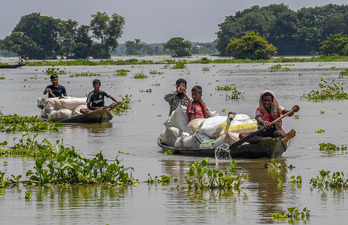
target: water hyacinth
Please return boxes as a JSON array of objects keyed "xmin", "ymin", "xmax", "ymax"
[{"xmin": 301, "ymin": 78, "xmax": 348, "ymax": 101}]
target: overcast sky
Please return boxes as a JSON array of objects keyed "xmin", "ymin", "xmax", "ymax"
[{"xmin": 0, "ymin": 0, "xmax": 346, "ymax": 44}]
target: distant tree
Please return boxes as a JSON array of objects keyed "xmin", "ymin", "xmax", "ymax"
[
  {"xmin": 73, "ymin": 25, "xmax": 93, "ymax": 59},
  {"xmin": 125, "ymin": 39, "xmax": 142, "ymax": 55},
  {"xmin": 89, "ymin": 12, "xmax": 125, "ymax": 58},
  {"xmin": 163, "ymin": 37, "xmax": 191, "ymax": 57},
  {"xmin": 320, "ymin": 34, "xmax": 348, "ymax": 56},
  {"xmin": 0, "ymin": 13, "xmax": 61, "ymax": 59},
  {"xmin": 226, "ymin": 31, "xmax": 277, "ymax": 59}
]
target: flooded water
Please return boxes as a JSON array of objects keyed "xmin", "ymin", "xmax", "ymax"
[{"xmin": 0, "ymin": 56, "xmax": 348, "ymax": 224}]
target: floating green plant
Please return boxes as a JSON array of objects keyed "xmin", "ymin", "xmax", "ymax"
[
  {"xmin": 293, "ymin": 115, "xmax": 299, "ymax": 119},
  {"xmin": 164, "ymin": 149, "xmax": 173, "ymax": 155},
  {"xmin": 272, "ymin": 207, "xmax": 310, "ymax": 222},
  {"xmin": 339, "ymin": 68, "xmax": 348, "ymax": 78},
  {"xmin": 115, "ymin": 69, "xmax": 130, "ymax": 76},
  {"xmin": 301, "ymin": 78, "xmax": 348, "ymax": 101},
  {"xmin": 320, "ymin": 110, "xmax": 325, "ymax": 114},
  {"xmin": 216, "ymin": 84, "xmax": 234, "ymax": 91},
  {"xmin": 149, "ymin": 70, "xmax": 163, "ymax": 75},
  {"xmin": 147, "ymin": 173, "xmax": 171, "ymax": 185},
  {"xmin": 184, "ymin": 158, "xmax": 248, "ymax": 190},
  {"xmin": 310, "ymin": 170, "xmax": 348, "ymax": 189},
  {"xmin": 315, "ymin": 129, "xmax": 325, "ymax": 133},
  {"xmin": 171, "ymin": 61, "xmax": 186, "ymax": 69},
  {"xmin": 70, "ymin": 72, "xmax": 100, "ymax": 77},
  {"xmin": 290, "ymin": 175, "xmax": 302, "ymax": 184},
  {"xmin": 224, "ymin": 84, "xmax": 244, "ymax": 100},
  {"xmin": 113, "ymin": 94, "xmax": 132, "ymax": 114},
  {"xmin": 132, "ymin": 72, "xmax": 148, "ymax": 79},
  {"xmin": 0, "ymin": 77, "xmax": 5, "ymax": 80},
  {"xmin": 264, "ymin": 159, "xmax": 287, "ymax": 170},
  {"xmin": 139, "ymin": 88, "xmax": 152, "ymax": 93},
  {"xmin": 43, "ymin": 67, "xmax": 67, "ymax": 75},
  {"xmin": 202, "ymin": 67, "xmax": 210, "ymax": 71},
  {"xmin": 0, "ymin": 111, "xmax": 62, "ymax": 132},
  {"xmin": 319, "ymin": 143, "xmax": 347, "ymax": 151}
]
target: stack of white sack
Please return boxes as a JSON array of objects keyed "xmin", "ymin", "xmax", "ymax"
[{"xmin": 37, "ymin": 97, "xmax": 87, "ymax": 120}]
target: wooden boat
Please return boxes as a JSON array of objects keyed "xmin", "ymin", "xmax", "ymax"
[
  {"xmin": 51, "ymin": 109, "xmax": 113, "ymax": 123},
  {"xmin": 157, "ymin": 137, "xmax": 287, "ymax": 159},
  {"xmin": 0, "ymin": 64, "xmax": 23, "ymax": 69}
]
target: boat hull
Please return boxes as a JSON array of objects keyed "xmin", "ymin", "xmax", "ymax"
[
  {"xmin": 52, "ymin": 109, "xmax": 113, "ymax": 123},
  {"xmin": 157, "ymin": 137, "xmax": 287, "ymax": 159},
  {"xmin": 0, "ymin": 64, "xmax": 23, "ymax": 69}
]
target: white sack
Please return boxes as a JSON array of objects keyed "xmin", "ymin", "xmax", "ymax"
[
  {"xmin": 72, "ymin": 104, "xmax": 87, "ymax": 115},
  {"xmin": 60, "ymin": 97, "xmax": 87, "ymax": 110},
  {"xmin": 212, "ymin": 114, "xmax": 257, "ymax": 138},
  {"xmin": 161, "ymin": 127, "xmax": 182, "ymax": 147},
  {"xmin": 163, "ymin": 103, "xmax": 188, "ymax": 132},
  {"xmin": 186, "ymin": 118, "xmax": 205, "ymax": 134},
  {"xmin": 199, "ymin": 116, "xmax": 227, "ymax": 138}
]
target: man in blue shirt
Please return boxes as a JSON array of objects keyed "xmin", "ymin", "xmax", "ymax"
[
  {"xmin": 43, "ymin": 74, "xmax": 67, "ymax": 98},
  {"xmin": 80, "ymin": 79, "xmax": 122, "ymax": 114}
]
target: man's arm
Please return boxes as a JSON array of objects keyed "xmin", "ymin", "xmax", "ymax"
[
  {"xmin": 164, "ymin": 91, "xmax": 177, "ymax": 102},
  {"xmin": 109, "ymin": 95, "xmax": 121, "ymax": 105}
]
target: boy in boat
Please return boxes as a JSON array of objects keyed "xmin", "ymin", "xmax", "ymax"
[
  {"xmin": 164, "ymin": 78, "xmax": 192, "ymax": 116},
  {"xmin": 80, "ymin": 79, "xmax": 122, "ymax": 114},
  {"xmin": 187, "ymin": 85, "xmax": 210, "ymax": 122},
  {"xmin": 239, "ymin": 90, "xmax": 300, "ymax": 143},
  {"xmin": 43, "ymin": 74, "xmax": 67, "ymax": 98}
]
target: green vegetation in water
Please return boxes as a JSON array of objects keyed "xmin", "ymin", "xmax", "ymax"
[
  {"xmin": 272, "ymin": 207, "xmax": 310, "ymax": 222},
  {"xmin": 216, "ymin": 84, "xmax": 235, "ymax": 91},
  {"xmin": 319, "ymin": 143, "xmax": 347, "ymax": 151},
  {"xmin": 301, "ymin": 78, "xmax": 348, "ymax": 101},
  {"xmin": 132, "ymin": 72, "xmax": 148, "ymax": 79},
  {"xmin": 223, "ymin": 84, "xmax": 244, "ymax": 100},
  {"xmin": 0, "ymin": 111, "xmax": 62, "ymax": 132},
  {"xmin": 115, "ymin": 69, "xmax": 130, "ymax": 76},
  {"xmin": 290, "ymin": 175, "xmax": 302, "ymax": 184},
  {"xmin": 171, "ymin": 61, "xmax": 187, "ymax": 69},
  {"xmin": 113, "ymin": 94, "xmax": 132, "ymax": 114},
  {"xmin": 70, "ymin": 72, "xmax": 100, "ymax": 77},
  {"xmin": 26, "ymin": 148, "xmax": 136, "ymax": 185},
  {"xmin": 320, "ymin": 110, "xmax": 325, "ymax": 114},
  {"xmin": 0, "ymin": 171, "xmax": 22, "ymax": 188},
  {"xmin": 264, "ymin": 159, "xmax": 287, "ymax": 170},
  {"xmin": 310, "ymin": 170, "xmax": 348, "ymax": 189},
  {"xmin": 164, "ymin": 149, "xmax": 173, "ymax": 155},
  {"xmin": 152, "ymin": 82, "xmax": 160, "ymax": 86},
  {"xmin": 0, "ymin": 77, "xmax": 5, "ymax": 80},
  {"xmin": 25, "ymin": 190, "xmax": 32, "ymax": 201},
  {"xmin": 268, "ymin": 64, "xmax": 290, "ymax": 72},
  {"xmin": 43, "ymin": 67, "xmax": 67, "ymax": 75},
  {"xmin": 147, "ymin": 173, "xmax": 171, "ymax": 186},
  {"xmin": 0, "ymin": 132, "xmax": 73, "ymax": 158},
  {"xmin": 293, "ymin": 115, "xmax": 299, "ymax": 119},
  {"xmin": 184, "ymin": 158, "xmax": 248, "ymax": 190},
  {"xmin": 139, "ymin": 88, "xmax": 152, "ymax": 93},
  {"xmin": 315, "ymin": 129, "xmax": 325, "ymax": 133},
  {"xmin": 149, "ymin": 70, "xmax": 163, "ymax": 75},
  {"xmin": 202, "ymin": 66, "xmax": 210, "ymax": 71},
  {"xmin": 339, "ymin": 68, "xmax": 348, "ymax": 78}
]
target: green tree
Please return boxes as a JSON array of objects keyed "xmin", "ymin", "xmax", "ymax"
[
  {"xmin": 89, "ymin": 12, "xmax": 125, "ymax": 58},
  {"xmin": 125, "ymin": 39, "xmax": 142, "ymax": 55},
  {"xmin": 0, "ymin": 13, "xmax": 61, "ymax": 59},
  {"xmin": 226, "ymin": 31, "xmax": 277, "ymax": 60},
  {"xmin": 320, "ymin": 34, "xmax": 348, "ymax": 56},
  {"xmin": 73, "ymin": 25, "xmax": 93, "ymax": 59},
  {"xmin": 163, "ymin": 37, "xmax": 191, "ymax": 57}
]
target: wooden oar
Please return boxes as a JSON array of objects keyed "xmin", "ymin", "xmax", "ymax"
[
  {"xmin": 50, "ymin": 92, "xmax": 57, "ymax": 98},
  {"xmin": 229, "ymin": 109, "xmax": 295, "ymax": 151}
]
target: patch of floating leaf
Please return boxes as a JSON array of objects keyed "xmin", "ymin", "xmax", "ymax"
[
  {"xmin": 272, "ymin": 207, "xmax": 310, "ymax": 222},
  {"xmin": 310, "ymin": 170, "xmax": 348, "ymax": 189},
  {"xmin": 0, "ymin": 111, "xmax": 62, "ymax": 132},
  {"xmin": 319, "ymin": 143, "xmax": 347, "ymax": 151},
  {"xmin": 113, "ymin": 94, "xmax": 132, "ymax": 114},
  {"xmin": 301, "ymin": 78, "xmax": 348, "ymax": 101}
]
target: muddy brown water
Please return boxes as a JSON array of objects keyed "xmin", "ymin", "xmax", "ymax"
[{"xmin": 0, "ymin": 57, "xmax": 348, "ymax": 224}]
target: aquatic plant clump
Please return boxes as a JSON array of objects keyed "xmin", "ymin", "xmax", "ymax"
[
  {"xmin": 184, "ymin": 158, "xmax": 248, "ymax": 190},
  {"xmin": 26, "ymin": 149, "xmax": 136, "ymax": 185},
  {"xmin": 0, "ymin": 112, "xmax": 62, "ymax": 132},
  {"xmin": 43, "ymin": 67, "xmax": 67, "ymax": 75},
  {"xmin": 132, "ymin": 72, "xmax": 148, "ymax": 79},
  {"xmin": 319, "ymin": 143, "xmax": 347, "ymax": 151},
  {"xmin": 70, "ymin": 72, "xmax": 100, "ymax": 77},
  {"xmin": 113, "ymin": 94, "xmax": 132, "ymax": 114},
  {"xmin": 339, "ymin": 68, "xmax": 348, "ymax": 78},
  {"xmin": 223, "ymin": 84, "xmax": 244, "ymax": 100},
  {"xmin": 115, "ymin": 69, "xmax": 130, "ymax": 76},
  {"xmin": 272, "ymin": 207, "xmax": 310, "ymax": 222},
  {"xmin": 310, "ymin": 170, "xmax": 348, "ymax": 189},
  {"xmin": 301, "ymin": 78, "xmax": 348, "ymax": 101}
]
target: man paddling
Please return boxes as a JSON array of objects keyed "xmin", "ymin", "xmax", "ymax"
[
  {"xmin": 80, "ymin": 79, "xmax": 122, "ymax": 114},
  {"xmin": 239, "ymin": 90, "xmax": 300, "ymax": 143},
  {"xmin": 43, "ymin": 74, "xmax": 67, "ymax": 98}
]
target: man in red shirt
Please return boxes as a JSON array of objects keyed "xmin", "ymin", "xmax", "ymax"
[{"xmin": 187, "ymin": 85, "xmax": 210, "ymax": 122}]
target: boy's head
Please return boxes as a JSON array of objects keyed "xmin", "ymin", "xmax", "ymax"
[
  {"xmin": 50, "ymin": 74, "xmax": 59, "ymax": 85},
  {"xmin": 191, "ymin": 85, "xmax": 203, "ymax": 102},
  {"xmin": 175, "ymin": 78, "xmax": 187, "ymax": 89},
  {"xmin": 92, "ymin": 79, "xmax": 101, "ymax": 90}
]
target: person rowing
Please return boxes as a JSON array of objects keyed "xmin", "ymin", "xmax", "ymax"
[{"xmin": 239, "ymin": 90, "xmax": 300, "ymax": 143}]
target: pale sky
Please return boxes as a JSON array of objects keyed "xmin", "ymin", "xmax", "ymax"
[{"xmin": 0, "ymin": 0, "xmax": 346, "ymax": 44}]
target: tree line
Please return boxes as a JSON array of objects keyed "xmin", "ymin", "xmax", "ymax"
[
  {"xmin": 217, "ymin": 4, "xmax": 348, "ymax": 56},
  {"xmin": 0, "ymin": 4, "xmax": 347, "ymax": 59}
]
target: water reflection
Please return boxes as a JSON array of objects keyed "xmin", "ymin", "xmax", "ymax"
[{"xmin": 64, "ymin": 122, "xmax": 112, "ymax": 133}]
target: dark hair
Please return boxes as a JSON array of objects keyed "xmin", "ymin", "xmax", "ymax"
[
  {"xmin": 262, "ymin": 92, "xmax": 273, "ymax": 101},
  {"xmin": 175, "ymin": 78, "xmax": 187, "ymax": 87},
  {"xmin": 50, "ymin": 74, "xmax": 58, "ymax": 80},
  {"xmin": 93, "ymin": 79, "xmax": 101, "ymax": 85},
  {"xmin": 191, "ymin": 85, "xmax": 202, "ymax": 94}
]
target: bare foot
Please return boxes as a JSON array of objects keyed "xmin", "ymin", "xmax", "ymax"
[{"xmin": 283, "ymin": 129, "xmax": 296, "ymax": 142}]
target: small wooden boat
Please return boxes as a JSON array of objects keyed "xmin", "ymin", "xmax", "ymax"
[
  {"xmin": 0, "ymin": 64, "xmax": 23, "ymax": 69},
  {"xmin": 157, "ymin": 137, "xmax": 287, "ymax": 159},
  {"xmin": 51, "ymin": 109, "xmax": 113, "ymax": 123}
]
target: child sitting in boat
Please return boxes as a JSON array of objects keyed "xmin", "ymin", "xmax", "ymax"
[
  {"xmin": 239, "ymin": 90, "xmax": 300, "ymax": 143},
  {"xmin": 187, "ymin": 85, "xmax": 210, "ymax": 122},
  {"xmin": 80, "ymin": 79, "xmax": 122, "ymax": 114}
]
